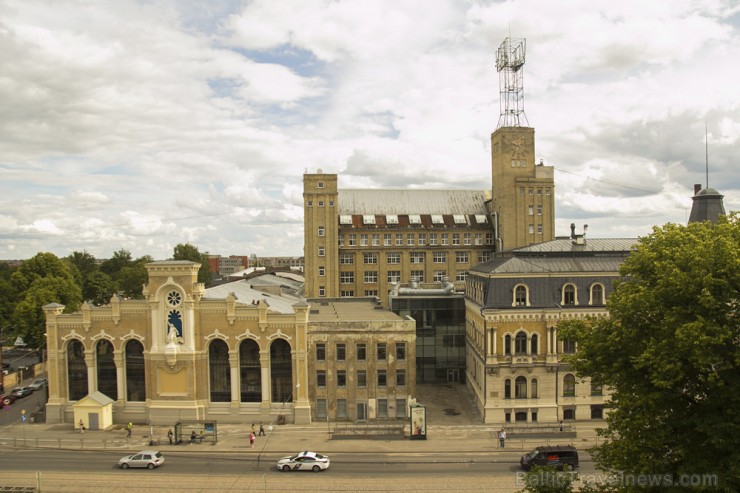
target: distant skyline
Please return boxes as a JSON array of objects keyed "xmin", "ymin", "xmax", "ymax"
[{"xmin": 1, "ymin": 0, "xmax": 738, "ymax": 260}]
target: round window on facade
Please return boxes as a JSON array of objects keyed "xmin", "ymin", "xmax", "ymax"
[{"xmin": 166, "ymin": 290, "xmax": 182, "ymax": 307}]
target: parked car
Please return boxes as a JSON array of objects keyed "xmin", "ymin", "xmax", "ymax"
[
  {"xmin": 118, "ymin": 450, "xmax": 165, "ymax": 469},
  {"xmin": 29, "ymin": 378, "xmax": 48, "ymax": 391},
  {"xmin": 1, "ymin": 393, "xmax": 16, "ymax": 406},
  {"xmin": 277, "ymin": 451, "xmax": 330, "ymax": 472},
  {"xmin": 10, "ymin": 386, "xmax": 33, "ymax": 398},
  {"xmin": 520, "ymin": 445, "xmax": 579, "ymax": 471}
]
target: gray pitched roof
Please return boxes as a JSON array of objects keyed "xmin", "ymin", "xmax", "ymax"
[
  {"xmin": 203, "ymin": 279, "xmax": 302, "ymax": 314},
  {"xmin": 338, "ymin": 189, "xmax": 489, "ymax": 215}
]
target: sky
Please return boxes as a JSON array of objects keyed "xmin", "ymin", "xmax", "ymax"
[{"xmin": 1, "ymin": 0, "xmax": 738, "ymax": 261}]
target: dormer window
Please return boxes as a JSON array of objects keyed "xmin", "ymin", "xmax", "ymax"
[
  {"xmin": 513, "ymin": 284, "xmax": 529, "ymax": 306},
  {"xmin": 562, "ymin": 284, "xmax": 577, "ymax": 305}
]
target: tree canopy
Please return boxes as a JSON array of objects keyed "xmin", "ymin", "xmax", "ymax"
[
  {"xmin": 172, "ymin": 243, "xmax": 211, "ymax": 286},
  {"xmin": 559, "ymin": 213, "xmax": 739, "ymax": 492}
]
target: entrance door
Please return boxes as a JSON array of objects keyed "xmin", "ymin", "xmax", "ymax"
[
  {"xmin": 88, "ymin": 412, "xmax": 99, "ymax": 431},
  {"xmin": 356, "ymin": 402, "xmax": 367, "ymax": 421},
  {"xmin": 446, "ymin": 369, "xmax": 459, "ymax": 383}
]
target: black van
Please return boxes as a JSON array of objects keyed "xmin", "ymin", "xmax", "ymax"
[{"xmin": 520, "ymin": 445, "xmax": 579, "ymax": 471}]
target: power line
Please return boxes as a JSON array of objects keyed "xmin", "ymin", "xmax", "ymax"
[{"xmin": 554, "ymin": 167, "xmax": 661, "ymax": 195}]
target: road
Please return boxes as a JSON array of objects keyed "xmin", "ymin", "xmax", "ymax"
[
  {"xmin": 0, "ymin": 384, "xmax": 46, "ymax": 424},
  {"xmin": 0, "ymin": 448, "xmax": 596, "ymax": 492}
]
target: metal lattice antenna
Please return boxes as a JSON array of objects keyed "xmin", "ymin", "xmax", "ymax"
[{"xmin": 495, "ymin": 37, "xmax": 529, "ymax": 129}]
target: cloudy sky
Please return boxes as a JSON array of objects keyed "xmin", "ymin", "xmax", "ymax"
[{"xmin": 1, "ymin": 0, "xmax": 738, "ymax": 261}]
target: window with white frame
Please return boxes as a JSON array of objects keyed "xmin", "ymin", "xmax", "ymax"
[
  {"xmin": 384, "ymin": 233, "xmax": 392, "ymax": 246},
  {"xmin": 395, "ymin": 234, "xmax": 403, "ymax": 246},
  {"xmin": 364, "ymin": 290, "xmax": 378, "ymax": 296},
  {"xmin": 441, "ymin": 233, "xmax": 449, "ymax": 245},
  {"xmin": 386, "ymin": 252, "xmax": 401, "ymax": 264},
  {"xmin": 486, "ymin": 233, "xmax": 494, "ymax": 245},
  {"xmin": 456, "ymin": 251, "xmax": 469, "ymax": 263},
  {"xmin": 528, "ymin": 205, "xmax": 534, "ymax": 216},
  {"xmin": 338, "ymin": 234, "xmax": 344, "ymax": 246},
  {"xmin": 364, "ymin": 252, "xmax": 378, "ymax": 264},
  {"xmin": 372, "ymin": 234, "xmax": 379, "ymax": 246},
  {"xmin": 514, "ymin": 284, "xmax": 528, "ymax": 306},
  {"xmin": 348, "ymin": 234, "xmax": 356, "ymax": 246},
  {"xmin": 433, "ymin": 252, "xmax": 447, "ymax": 263},
  {"xmin": 318, "ymin": 226, "xmax": 325, "ymax": 237},
  {"xmin": 433, "ymin": 270, "xmax": 446, "ymax": 281},
  {"xmin": 340, "ymin": 290, "xmax": 354, "ymax": 297},
  {"xmin": 407, "ymin": 234, "xmax": 414, "ymax": 245},
  {"xmin": 464, "ymin": 233, "xmax": 471, "ymax": 245},
  {"xmin": 318, "ymin": 266, "xmax": 325, "ymax": 276},
  {"xmin": 478, "ymin": 252, "xmax": 492, "ymax": 262},
  {"xmin": 410, "ymin": 252, "xmax": 424, "ymax": 263},
  {"xmin": 429, "ymin": 233, "xmax": 438, "ymax": 245},
  {"xmin": 418, "ymin": 233, "xmax": 426, "ymax": 245},
  {"xmin": 363, "ymin": 215, "xmax": 376, "ymax": 225},
  {"xmin": 456, "ymin": 270, "xmax": 467, "ymax": 281},
  {"xmin": 319, "ymin": 286, "xmax": 325, "ymax": 296},
  {"xmin": 563, "ymin": 284, "xmax": 577, "ymax": 305},
  {"xmin": 452, "ymin": 233, "xmax": 460, "ymax": 245},
  {"xmin": 364, "ymin": 271, "xmax": 378, "ymax": 283},
  {"xmin": 360, "ymin": 234, "xmax": 368, "ymax": 246},
  {"xmin": 563, "ymin": 374, "xmax": 576, "ymax": 396},
  {"xmin": 340, "ymin": 272, "xmax": 354, "ymax": 284},
  {"xmin": 590, "ymin": 284, "xmax": 604, "ymax": 305},
  {"xmin": 340, "ymin": 215, "xmax": 352, "ymax": 224},
  {"xmin": 411, "ymin": 270, "xmax": 424, "ymax": 282},
  {"xmin": 537, "ymin": 205, "xmax": 543, "ymax": 215},
  {"xmin": 387, "ymin": 271, "xmax": 401, "ymax": 283},
  {"xmin": 340, "ymin": 253, "xmax": 354, "ymax": 264},
  {"xmin": 318, "ymin": 246, "xmax": 325, "ymax": 257},
  {"xmin": 475, "ymin": 233, "xmax": 482, "ymax": 245}
]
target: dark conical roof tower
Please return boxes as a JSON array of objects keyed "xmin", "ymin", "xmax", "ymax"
[{"xmin": 688, "ymin": 184, "xmax": 726, "ymax": 224}]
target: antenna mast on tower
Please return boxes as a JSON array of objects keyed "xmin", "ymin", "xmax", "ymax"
[{"xmin": 495, "ymin": 37, "xmax": 529, "ymax": 129}]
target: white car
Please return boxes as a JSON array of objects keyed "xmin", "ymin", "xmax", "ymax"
[
  {"xmin": 277, "ymin": 451, "xmax": 330, "ymax": 472},
  {"xmin": 118, "ymin": 450, "xmax": 165, "ymax": 469}
]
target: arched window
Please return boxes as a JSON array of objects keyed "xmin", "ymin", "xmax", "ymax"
[
  {"xmin": 270, "ymin": 339, "xmax": 293, "ymax": 403},
  {"xmin": 515, "ymin": 376, "xmax": 527, "ymax": 398},
  {"xmin": 504, "ymin": 379, "xmax": 511, "ymax": 399},
  {"xmin": 67, "ymin": 339, "xmax": 88, "ymax": 401},
  {"xmin": 125, "ymin": 339, "xmax": 145, "ymax": 401},
  {"xmin": 504, "ymin": 334, "xmax": 512, "ymax": 355},
  {"xmin": 96, "ymin": 339, "xmax": 117, "ymax": 400},
  {"xmin": 239, "ymin": 339, "xmax": 261, "ymax": 402},
  {"xmin": 563, "ymin": 284, "xmax": 577, "ymax": 305},
  {"xmin": 531, "ymin": 334, "xmax": 538, "ymax": 355},
  {"xmin": 514, "ymin": 285, "xmax": 528, "ymax": 306},
  {"xmin": 209, "ymin": 339, "xmax": 231, "ymax": 402},
  {"xmin": 591, "ymin": 284, "xmax": 604, "ymax": 305},
  {"xmin": 563, "ymin": 374, "xmax": 576, "ymax": 397},
  {"xmin": 515, "ymin": 332, "xmax": 527, "ymax": 354},
  {"xmin": 531, "ymin": 378, "xmax": 538, "ymax": 398}
]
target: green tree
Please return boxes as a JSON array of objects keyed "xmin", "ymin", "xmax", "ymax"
[
  {"xmin": 118, "ymin": 262, "xmax": 150, "ymax": 299},
  {"xmin": 99, "ymin": 249, "xmax": 133, "ymax": 280},
  {"xmin": 84, "ymin": 270, "xmax": 116, "ymax": 306},
  {"xmin": 172, "ymin": 243, "xmax": 211, "ymax": 286},
  {"xmin": 10, "ymin": 254, "xmax": 82, "ymax": 347},
  {"xmin": 65, "ymin": 250, "xmax": 99, "ymax": 286},
  {"xmin": 559, "ymin": 214, "xmax": 739, "ymax": 492}
]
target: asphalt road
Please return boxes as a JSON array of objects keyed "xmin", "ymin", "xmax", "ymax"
[{"xmin": 0, "ymin": 448, "xmax": 597, "ymax": 492}]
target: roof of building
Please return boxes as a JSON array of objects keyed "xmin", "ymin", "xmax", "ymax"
[
  {"xmin": 307, "ymin": 298, "xmax": 409, "ymax": 323},
  {"xmin": 203, "ymin": 279, "xmax": 303, "ymax": 314},
  {"xmin": 337, "ymin": 189, "xmax": 489, "ymax": 215},
  {"xmin": 511, "ymin": 238, "xmax": 637, "ymax": 254}
]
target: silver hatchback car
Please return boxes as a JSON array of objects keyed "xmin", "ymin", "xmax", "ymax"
[{"xmin": 118, "ymin": 450, "xmax": 165, "ymax": 469}]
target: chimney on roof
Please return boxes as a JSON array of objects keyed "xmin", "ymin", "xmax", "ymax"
[
  {"xmin": 694, "ymin": 184, "xmax": 702, "ymax": 195},
  {"xmin": 570, "ymin": 223, "xmax": 576, "ymax": 239}
]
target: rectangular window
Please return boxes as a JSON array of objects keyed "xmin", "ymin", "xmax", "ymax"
[
  {"xmin": 562, "ymin": 339, "xmax": 576, "ymax": 354},
  {"xmin": 433, "ymin": 270, "xmax": 446, "ymax": 281},
  {"xmin": 363, "ymin": 271, "xmax": 378, "ymax": 283},
  {"xmin": 377, "ymin": 398, "xmax": 388, "ymax": 418},
  {"xmin": 456, "ymin": 251, "xmax": 469, "ymax": 263},
  {"xmin": 456, "ymin": 270, "xmax": 467, "ymax": 281},
  {"xmin": 396, "ymin": 398, "xmax": 406, "ymax": 418},
  {"xmin": 338, "ymin": 234, "xmax": 344, "ymax": 247},
  {"xmin": 340, "ymin": 290, "xmax": 354, "ymax": 297},
  {"xmin": 316, "ymin": 399, "xmax": 327, "ymax": 418},
  {"xmin": 452, "ymin": 233, "xmax": 460, "ymax": 245},
  {"xmin": 372, "ymin": 234, "xmax": 380, "ymax": 246},
  {"xmin": 336, "ymin": 344, "xmax": 346, "ymax": 361},
  {"xmin": 357, "ymin": 370, "xmax": 367, "ymax": 388},
  {"xmin": 364, "ymin": 290, "xmax": 378, "ymax": 296},
  {"xmin": 464, "ymin": 233, "xmax": 471, "ymax": 245},
  {"xmin": 340, "ymin": 272, "xmax": 354, "ymax": 283},
  {"xmin": 528, "ymin": 205, "xmax": 534, "ymax": 215},
  {"xmin": 410, "ymin": 252, "xmax": 424, "ymax": 264},
  {"xmin": 418, "ymin": 233, "xmax": 426, "ymax": 246},
  {"xmin": 317, "ymin": 370, "xmax": 326, "ymax": 388},
  {"xmin": 360, "ymin": 234, "xmax": 368, "ymax": 246},
  {"xmin": 410, "ymin": 270, "xmax": 424, "ymax": 282},
  {"xmin": 364, "ymin": 252, "xmax": 378, "ymax": 264},
  {"xmin": 407, "ymin": 234, "xmax": 414, "ymax": 246},
  {"xmin": 318, "ymin": 201, "xmax": 324, "ymax": 206},
  {"xmin": 377, "ymin": 343, "xmax": 387, "ymax": 360},
  {"xmin": 538, "ymin": 225, "xmax": 543, "ymax": 235},
  {"xmin": 384, "ymin": 233, "xmax": 392, "ymax": 246},
  {"xmin": 318, "ymin": 266, "xmax": 325, "ymax": 276},
  {"xmin": 396, "ymin": 369, "xmax": 406, "ymax": 387},
  {"xmin": 307, "ymin": 200, "xmax": 313, "ymax": 207},
  {"xmin": 387, "ymin": 271, "xmax": 401, "ymax": 283},
  {"xmin": 340, "ymin": 253, "xmax": 354, "ymax": 264},
  {"xmin": 537, "ymin": 205, "xmax": 543, "ymax": 215},
  {"xmin": 318, "ymin": 226, "xmax": 325, "ymax": 236},
  {"xmin": 357, "ymin": 343, "xmax": 366, "ymax": 361},
  {"xmin": 337, "ymin": 399, "xmax": 347, "ymax": 419},
  {"xmin": 537, "ymin": 188, "xmax": 542, "ymax": 195},
  {"xmin": 546, "ymin": 188, "xmax": 551, "ymax": 195},
  {"xmin": 395, "ymin": 234, "xmax": 403, "ymax": 246},
  {"xmin": 377, "ymin": 370, "xmax": 387, "ymax": 387},
  {"xmin": 529, "ymin": 224, "xmax": 534, "ymax": 234},
  {"xmin": 348, "ymin": 234, "xmax": 356, "ymax": 246},
  {"xmin": 318, "ymin": 246, "xmax": 325, "ymax": 256},
  {"xmin": 319, "ymin": 286, "xmax": 325, "ymax": 297},
  {"xmin": 316, "ymin": 343, "xmax": 326, "ymax": 361},
  {"xmin": 386, "ymin": 252, "xmax": 401, "ymax": 264},
  {"xmin": 478, "ymin": 252, "xmax": 492, "ymax": 263},
  {"xmin": 528, "ymin": 188, "xmax": 534, "ymax": 195},
  {"xmin": 486, "ymin": 233, "xmax": 494, "ymax": 245},
  {"xmin": 317, "ymin": 182, "xmax": 324, "ymax": 188},
  {"xmin": 433, "ymin": 252, "xmax": 446, "ymax": 263},
  {"xmin": 429, "ymin": 234, "xmax": 438, "ymax": 246},
  {"xmin": 337, "ymin": 370, "xmax": 347, "ymax": 388},
  {"xmin": 396, "ymin": 342, "xmax": 406, "ymax": 360},
  {"xmin": 475, "ymin": 233, "xmax": 483, "ymax": 245},
  {"xmin": 441, "ymin": 233, "xmax": 449, "ymax": 246}
]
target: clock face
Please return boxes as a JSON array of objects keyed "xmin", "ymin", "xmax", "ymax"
[
  {"xmin": 509, "ymin": 134, "xmax": 527, "ymax": 158},
  {"xmin": 166, "ymin": 291, "xmax": 182, "ymax": 307}
]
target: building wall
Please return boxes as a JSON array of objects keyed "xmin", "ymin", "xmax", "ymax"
[
  {"xmin": 491, "ymin": 127, "xmax": 555, "ymax": 250},
  {"xmin": 303, "ymin": 173, "xmax": 339, "ymax": 299},
  {"xmin": 43, "ymin": 261, "xmax": 312, "ymax": 426}
]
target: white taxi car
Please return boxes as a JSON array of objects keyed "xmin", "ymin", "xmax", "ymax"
[{"xmin": 277, "ymin": 451, "xmax": 330, "ymax": 472}]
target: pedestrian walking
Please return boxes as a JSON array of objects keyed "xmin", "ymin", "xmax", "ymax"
[
  {"xmin": 190, "ymin": 430, "xmax": 196, "ymax": 444},
  {"xmin": 258, "ymin": 422, "xmax": 265, "ymax": 436},
  {"xmin": 126, "ymin": 422, "xmax": 133, "ymax": 438},
  {"xmin": 249, "ymin": 431, "xmax": 255, "ymax": 448},
  {"xmin": 79, "ymin": 419, "xmax": 85, "ymax": 433},
  {"xmin": 498, "ymin": 428, "xmax": 506, "ymax": 448},
  {"xmin": 167, "ymin": 429, "xmax": 174, "ymax": 445}
]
